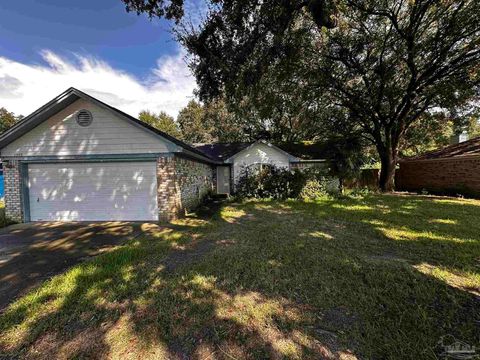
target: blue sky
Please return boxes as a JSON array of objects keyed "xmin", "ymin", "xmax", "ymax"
[{"xmin": 0, "ymin": 0, "xmax": 203, "ymax": 117}]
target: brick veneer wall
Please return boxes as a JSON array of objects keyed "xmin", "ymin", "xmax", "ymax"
[
  {"xmin": 175, "ymin": 156, "xmax": 214, "ymax": 210},
  {"xmin": 396, "ymin": 155, "xmax": 480, "ymax": 197},
  {"xmin": 4, "ymin": 160, "xmax": 24, "ymax": 222},
  {"xmin": 157, "ymin": 156, "xmax": 180, "ymax": 221},
  {"xmin": 157, "ymin": 155, "xmax": 214, "ymax": 221}
]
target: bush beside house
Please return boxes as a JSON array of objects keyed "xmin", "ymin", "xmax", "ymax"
[{"xmin": 235, "ymin": 166, "xmax": 339, "ymax": 200}]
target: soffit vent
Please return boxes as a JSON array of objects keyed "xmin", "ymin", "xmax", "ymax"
[{"xmin": 76, "ymin": 109, "xmax": 93, "ymax": 127}]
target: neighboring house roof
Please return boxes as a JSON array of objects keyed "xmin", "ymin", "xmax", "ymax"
[
  {"xmin": 0, "ymin": 87, "xmax": 217, "ymax": 164},
  {"xmin": 194, "ymin": 141, "xmax": 328, "ymax": 162},
  {"xmin": 402, "ymin": 136, "xmax": 480, "ymax": 161}
]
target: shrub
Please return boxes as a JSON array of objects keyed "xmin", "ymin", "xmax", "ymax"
[
  {"xmin": 235, "ymin": 165, "xmax": 337, "ymax": 200},
  {"xmin": 0, "ymin": 200, "xmax": 15, "ymax": 228},
  {"xmin": 299, "ymin": 179, "xmax": 329, "ymax": 200},
  {"xmin": 344, "ymin": 186, "xmax": 375, "ymax": 198}
]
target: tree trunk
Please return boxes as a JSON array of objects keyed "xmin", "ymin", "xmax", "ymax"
[{"xmin": 378, "ymin": 150, "xmax": 397, "ymax": 192}]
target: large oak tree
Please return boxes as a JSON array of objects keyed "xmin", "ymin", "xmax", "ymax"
[{"xmin": 123, "ymin": 0, "xmax": 480, "ymax": 190}]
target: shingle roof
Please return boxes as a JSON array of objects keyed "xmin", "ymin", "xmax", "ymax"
[
  {"xmin": 404, "ymin": 136, "xmax": 480, "ymax": 161},
  {"xmin": 193, "ymin": 142, "xmax": 253, "ymax": 161}
]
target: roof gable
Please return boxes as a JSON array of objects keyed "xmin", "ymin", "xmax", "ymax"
[
  {"xmin": 224, "ymin": 140, "xmax": 299, "ymax": 163},
  {"xmin": 0, "ymin": 88, "xmax": 216, "ymax": 163},
  {"xmin": 1, "ymin": 98, "xmax": 175, "ymax": 157},
  {"xmin": 194, "ymin": 141, "xmax": 328, "ymax": 161}
]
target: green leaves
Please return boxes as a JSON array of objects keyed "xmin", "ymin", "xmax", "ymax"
[
  {"xmin": 138, "ymin": 110, "xmax": 183, "ymax": 139},
  {"xmin": 124, "ymin": 0, "xmax": 480, "ymax": 188},
  {"xmin": 0, "ymin": 107, "xmax": 21, "ymax": 134}
]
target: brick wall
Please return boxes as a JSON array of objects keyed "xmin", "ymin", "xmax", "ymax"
[
  {"xmin": 157, "ymin": 155, "xmax": 214, "ymax": 221},
  {"xmin": 4, "ymin": 160, "xmax": 24, "ymax": 222},
  {"xmin": 175, "ymin": 156, "xmax": 214, "ymax": 210},
  {"xmin": 157, "ymin": 156, "xmax": 180, "ymax": 221},
  {"xmin": 396, "ymin": 156, "xmax": 480, "ymax": 197}
]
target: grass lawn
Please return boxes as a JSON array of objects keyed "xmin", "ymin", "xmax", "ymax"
[
  {"xmin": 0, "ymin": 194, "xmax": 479, "ymax": 359},
  {"xmin": 0, "ymin": 201, "xmax": 8, "ymax": 228}
]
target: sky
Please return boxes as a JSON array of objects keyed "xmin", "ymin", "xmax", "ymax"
[{"xmin": 0, "ymin": 0, "xmax": 205, "ymax": 118}]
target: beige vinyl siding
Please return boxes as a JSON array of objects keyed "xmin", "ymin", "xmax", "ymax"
[
  {"xmin": 2, "ymin": 99, "xmax": 173, "ymax": 157},
  {"xmin": 232, "ymin": 142, "xmax": 290, "ymax": 183}
]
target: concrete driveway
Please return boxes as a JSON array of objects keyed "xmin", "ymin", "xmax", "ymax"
[{"xmin": 0, "ymin": 222, "xmax": 146, "ymax": 312}]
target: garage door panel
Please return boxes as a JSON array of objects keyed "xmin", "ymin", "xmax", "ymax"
[{"xmin": 28, "ymin": 162, "xmax": 158, "ymax": 221}]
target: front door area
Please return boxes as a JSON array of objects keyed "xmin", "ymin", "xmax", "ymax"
[{"xmin": 216, "ymin": 166, "xmax": 231, "ymax": 194}]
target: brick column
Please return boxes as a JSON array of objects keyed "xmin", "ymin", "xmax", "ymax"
[
  {"xmin": 157, "ymin": 156, "xmax": 180, "ymax": 222},
  {"xmin": 4, "ymin": 160, "xmax": 24, "ymax": 223}
]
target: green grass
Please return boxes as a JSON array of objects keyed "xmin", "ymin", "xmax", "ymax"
[
  {"xmin": 0, "ymin": 200, "xmax": 16, "ymax": 228},
  {"xmin": 0, "ymin": 194, "xmax": 479, "ymax": 359},
  {"xmin": 0, "ymin": 200, "xmax": 8, "ymax": 228}
]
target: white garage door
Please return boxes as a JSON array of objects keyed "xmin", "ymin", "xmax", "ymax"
[{"xmin": 28, "ymin": 162, "xmax": 158, "ymax": 221}]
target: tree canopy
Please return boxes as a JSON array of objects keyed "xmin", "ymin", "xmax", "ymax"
[
  {"xmin": 123, "ymin": 0, "xmax": 480, "ymax": 191},
  {"xmin": 0, "ymin": 107, "xmax": 22, "ymax": 133},
  {"xmin": 176, "ymin": 99, "xmax": 245, "ymax": 143},
  {"xmin": 176, "ymin": 100, "xmax": 213, "ymax": 143},
  {"xmin": 138, "ymin": 110, "xmax": 183, "ymax": 139}
]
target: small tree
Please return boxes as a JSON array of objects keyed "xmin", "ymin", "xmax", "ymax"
[
  {"xmin": 176, "ymin": 100, "xmax": 215, "ymax": 143},
  {"xmin": 139, "ymin": 110, "xmax": 183, "ymax": 139},
  {"xmin": 323, "ymin": 135, "xmax": 366, "ymax": 193},
  {"xmin": 0, "ymin": 107, "xmax": 21, "ymax": 133},
  {"xmin": 176, "ymin": 99, "xmax": 247, "ymax": 143},
  {"xmin": 203, "ymin": 99, "xmax": 246, "ymax": 142}
]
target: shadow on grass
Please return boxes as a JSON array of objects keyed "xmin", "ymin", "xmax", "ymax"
[
  {"xmin": 0, "ymin": 222, "xmax": 148, "ymax": 312},
  {"xmin": 0, "ymin": 194, "xmax": 479, "ymax": 359},
  {"xmin": 294, "ymin": 194, "xmax": 480, "ymax": 277}
]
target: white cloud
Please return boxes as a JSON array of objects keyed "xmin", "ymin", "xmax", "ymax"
[{"xmin": 0, "ymin": 48, "xmax": 197, "ymax": 118}]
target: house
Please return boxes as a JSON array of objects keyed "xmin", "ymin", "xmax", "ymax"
[
  {"xmin": 194, "ymin": 142, "xmax": 328, "ymax": 194},
  {"xmin": 396, "ymin": 136, "xmax": 480, "ymax": 197},
  {"xmin": 0, "ymin": 88, "xmax": 327, "ymax": 223}
]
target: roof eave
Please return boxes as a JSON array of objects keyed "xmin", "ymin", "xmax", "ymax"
[
  {"xmin": 399, "ymin": 153, "xmax": 480, "ymax": 163},
  {"xmin": 0, "ymin": 88, "xmax": 79, "ymax": 149},
  {"xmin": 291, "ymin": 159, "xmax": 327, "ymax": 162},
  {"xmin": 177, "ymin": 148, "xmax": 223, "ymax": 165}
]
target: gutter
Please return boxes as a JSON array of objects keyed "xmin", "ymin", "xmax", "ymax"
[
  {"xmin": 177, "ymin": 149, "xmax": 223, "ymax": 165},
  {"xmin": 291, "ymin": 159, "xmax": 327, "ymax": 163}
]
